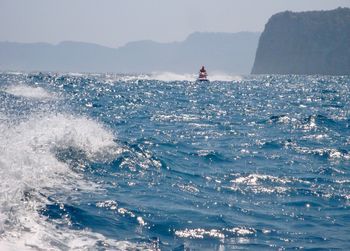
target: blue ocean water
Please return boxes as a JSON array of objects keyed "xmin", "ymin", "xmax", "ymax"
[{"xmin": 0, "ymin": 72, "xmax": 349, "ymax": 250}]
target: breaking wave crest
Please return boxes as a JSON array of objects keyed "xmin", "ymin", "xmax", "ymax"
[{"xmin": 0, "ymin": 113, "xmax": 145, "ymax": 250}]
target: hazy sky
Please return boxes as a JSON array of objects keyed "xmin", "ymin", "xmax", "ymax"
[{"xmin": 0, "ymin": 0, "xmax": 349, "ymax": 48}]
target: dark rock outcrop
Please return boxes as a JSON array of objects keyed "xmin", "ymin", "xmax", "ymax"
[{"xmin": 252, "ymin": 8, "xmax": 350, "ymax": 75}]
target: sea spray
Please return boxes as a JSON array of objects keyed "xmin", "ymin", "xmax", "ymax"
[{"xmin": 0, "ymin": 113, "xmax": 140, "ymax": 250}]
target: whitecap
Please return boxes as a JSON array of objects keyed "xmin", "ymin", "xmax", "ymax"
[
  {"xmin": 4, "ymin": 84, "xmax": 55, "ymax": 100},
  {"xmin": 0, "ymin": 113, "xmax": 133, "ymax": 250}
]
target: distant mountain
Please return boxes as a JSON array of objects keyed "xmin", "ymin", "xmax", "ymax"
[
  {"xmin": 252, "ymin": 8, "xmax": 350, "ymax": 75},
  {"xmin": 0, "ymin": 32, "xmax": 260, "ymax": 74}
]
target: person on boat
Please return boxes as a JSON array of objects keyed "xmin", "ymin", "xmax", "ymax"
[{"xmin": 199, "ymin": 66, "xmax": 207, "ymax": 78}]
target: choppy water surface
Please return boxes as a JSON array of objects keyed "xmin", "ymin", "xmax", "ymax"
[{"xmin": 0, "ymin": 72, "xmax": 349, "ymax": 250}]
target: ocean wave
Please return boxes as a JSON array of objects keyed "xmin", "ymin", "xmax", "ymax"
[
  {"xmin": 0, "ymin": 113, "xmax": 132, "ymax": 250},
  {"xmin": 225, "ymin": 174, "xmax": 307, "ymax": 195},
  {"xmin": 4, "ymin": 84, "xmax": 55, "ymax": 100},
  {"xmin": 262, "ymin": 113, "xmax": 347, "ymax": 135},
  {"xmin": 1, "ymin": 72, "xmax": 349, "ymax": 250},
  {"xmin": 294, "ymin": 146, "xmax": 350, "ymax": 160},
  {"xmin": 95, "ymin": 200, "xmax": 147, "ymax": 227}
]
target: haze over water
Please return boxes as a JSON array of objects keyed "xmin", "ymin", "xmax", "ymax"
[{"xmin": 0, "ymin": 72, "xmax": 349, "ymax": 250}]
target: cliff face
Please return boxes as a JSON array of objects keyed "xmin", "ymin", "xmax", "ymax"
[{"xmin": 252, "ymin": 8, "xmax": 350, "ymax": 75}]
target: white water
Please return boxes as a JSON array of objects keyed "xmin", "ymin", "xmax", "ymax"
[
  {"xmin": 0, "ymin": 112, "xmax": 147, "ymax": 250},
  {"xmin": 209, "ymin": 71, "xmax": 243, "ymax": 82},
  {"xmin": 4, "ymin": 85, "xmax": 55, "ymax": 100},
  {"xmin": 149, "ymin": 72, "xmax": 242, "ymax": 82},
  {"xmin": 74, "ymin": 72, "xmax": 242, "ymax": 83},
  {"xmin": 150, "ymin": 72, "xmax": 196, "ymax": 81}
]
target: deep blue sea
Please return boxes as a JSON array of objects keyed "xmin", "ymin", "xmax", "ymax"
[{"xmin": 0, "ymin": 72, "xmax": 349, "ymax": 250}]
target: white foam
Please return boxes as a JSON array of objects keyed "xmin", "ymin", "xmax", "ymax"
[
  {"xmin": 225, "ymin": 227, "xmax": 256, "ymax": 236},
  {"xmin": 209, "ymin": 72, "xmax": 242, "ymax": 82},
  {"xmin": 175, "ymin": 228, "xmax": 225, "ymax": 239},
  {"xmin": 227, "ymin": 174, "xmax": 305, "ymax": 194},
  {"xmin": 0, "ymin": 113, "xmax": 137, "ymax": 250},
  {"xmin": 175, "ymin": 227, "xmax": 256, "ymax": 240},
  {"xmin": 150, "ymin": 72, "xmax": 196, "ymax": 81},
  {"xmin": 4, "ymin": 85, "xmax": 55, "ymax": 100},
  {"xmin": 96, "ymin": 200, "xmax": 118, "ymax": 210}
]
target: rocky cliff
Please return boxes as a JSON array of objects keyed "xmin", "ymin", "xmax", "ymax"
[{"xmin": 252, "ymin": 8, "xmax": 350, "ymax": 75}]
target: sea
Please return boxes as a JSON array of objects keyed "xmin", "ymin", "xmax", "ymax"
[{"xmin": 0, "ymin": 72, "xmax": 349, "ymax": 250}]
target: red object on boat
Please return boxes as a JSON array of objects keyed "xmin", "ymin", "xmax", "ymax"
[{"xmin": 197, "ymin": 66, "xmax": 209, "ymax": 82}]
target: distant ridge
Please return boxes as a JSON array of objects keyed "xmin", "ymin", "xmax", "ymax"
[
  {"xmin": 252, "ymin": 8, "xmax": 350, "ymax": 75},
  {"xmin": 0, "ymin": 32, "xmax": 260, "ymax": 74}
]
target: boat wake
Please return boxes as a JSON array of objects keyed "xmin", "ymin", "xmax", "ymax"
[
  {"xmin": 149, "ymin": 71, "xmax": 242, "ymax": 82},
  {"xmin": 149, "ymin": 72, "xmax": 196, "ymax": 81}
]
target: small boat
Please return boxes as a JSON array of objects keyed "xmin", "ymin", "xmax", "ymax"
[{"xmin": 197, "ymin": 66, "xmax": 210, "ymax": 82}]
